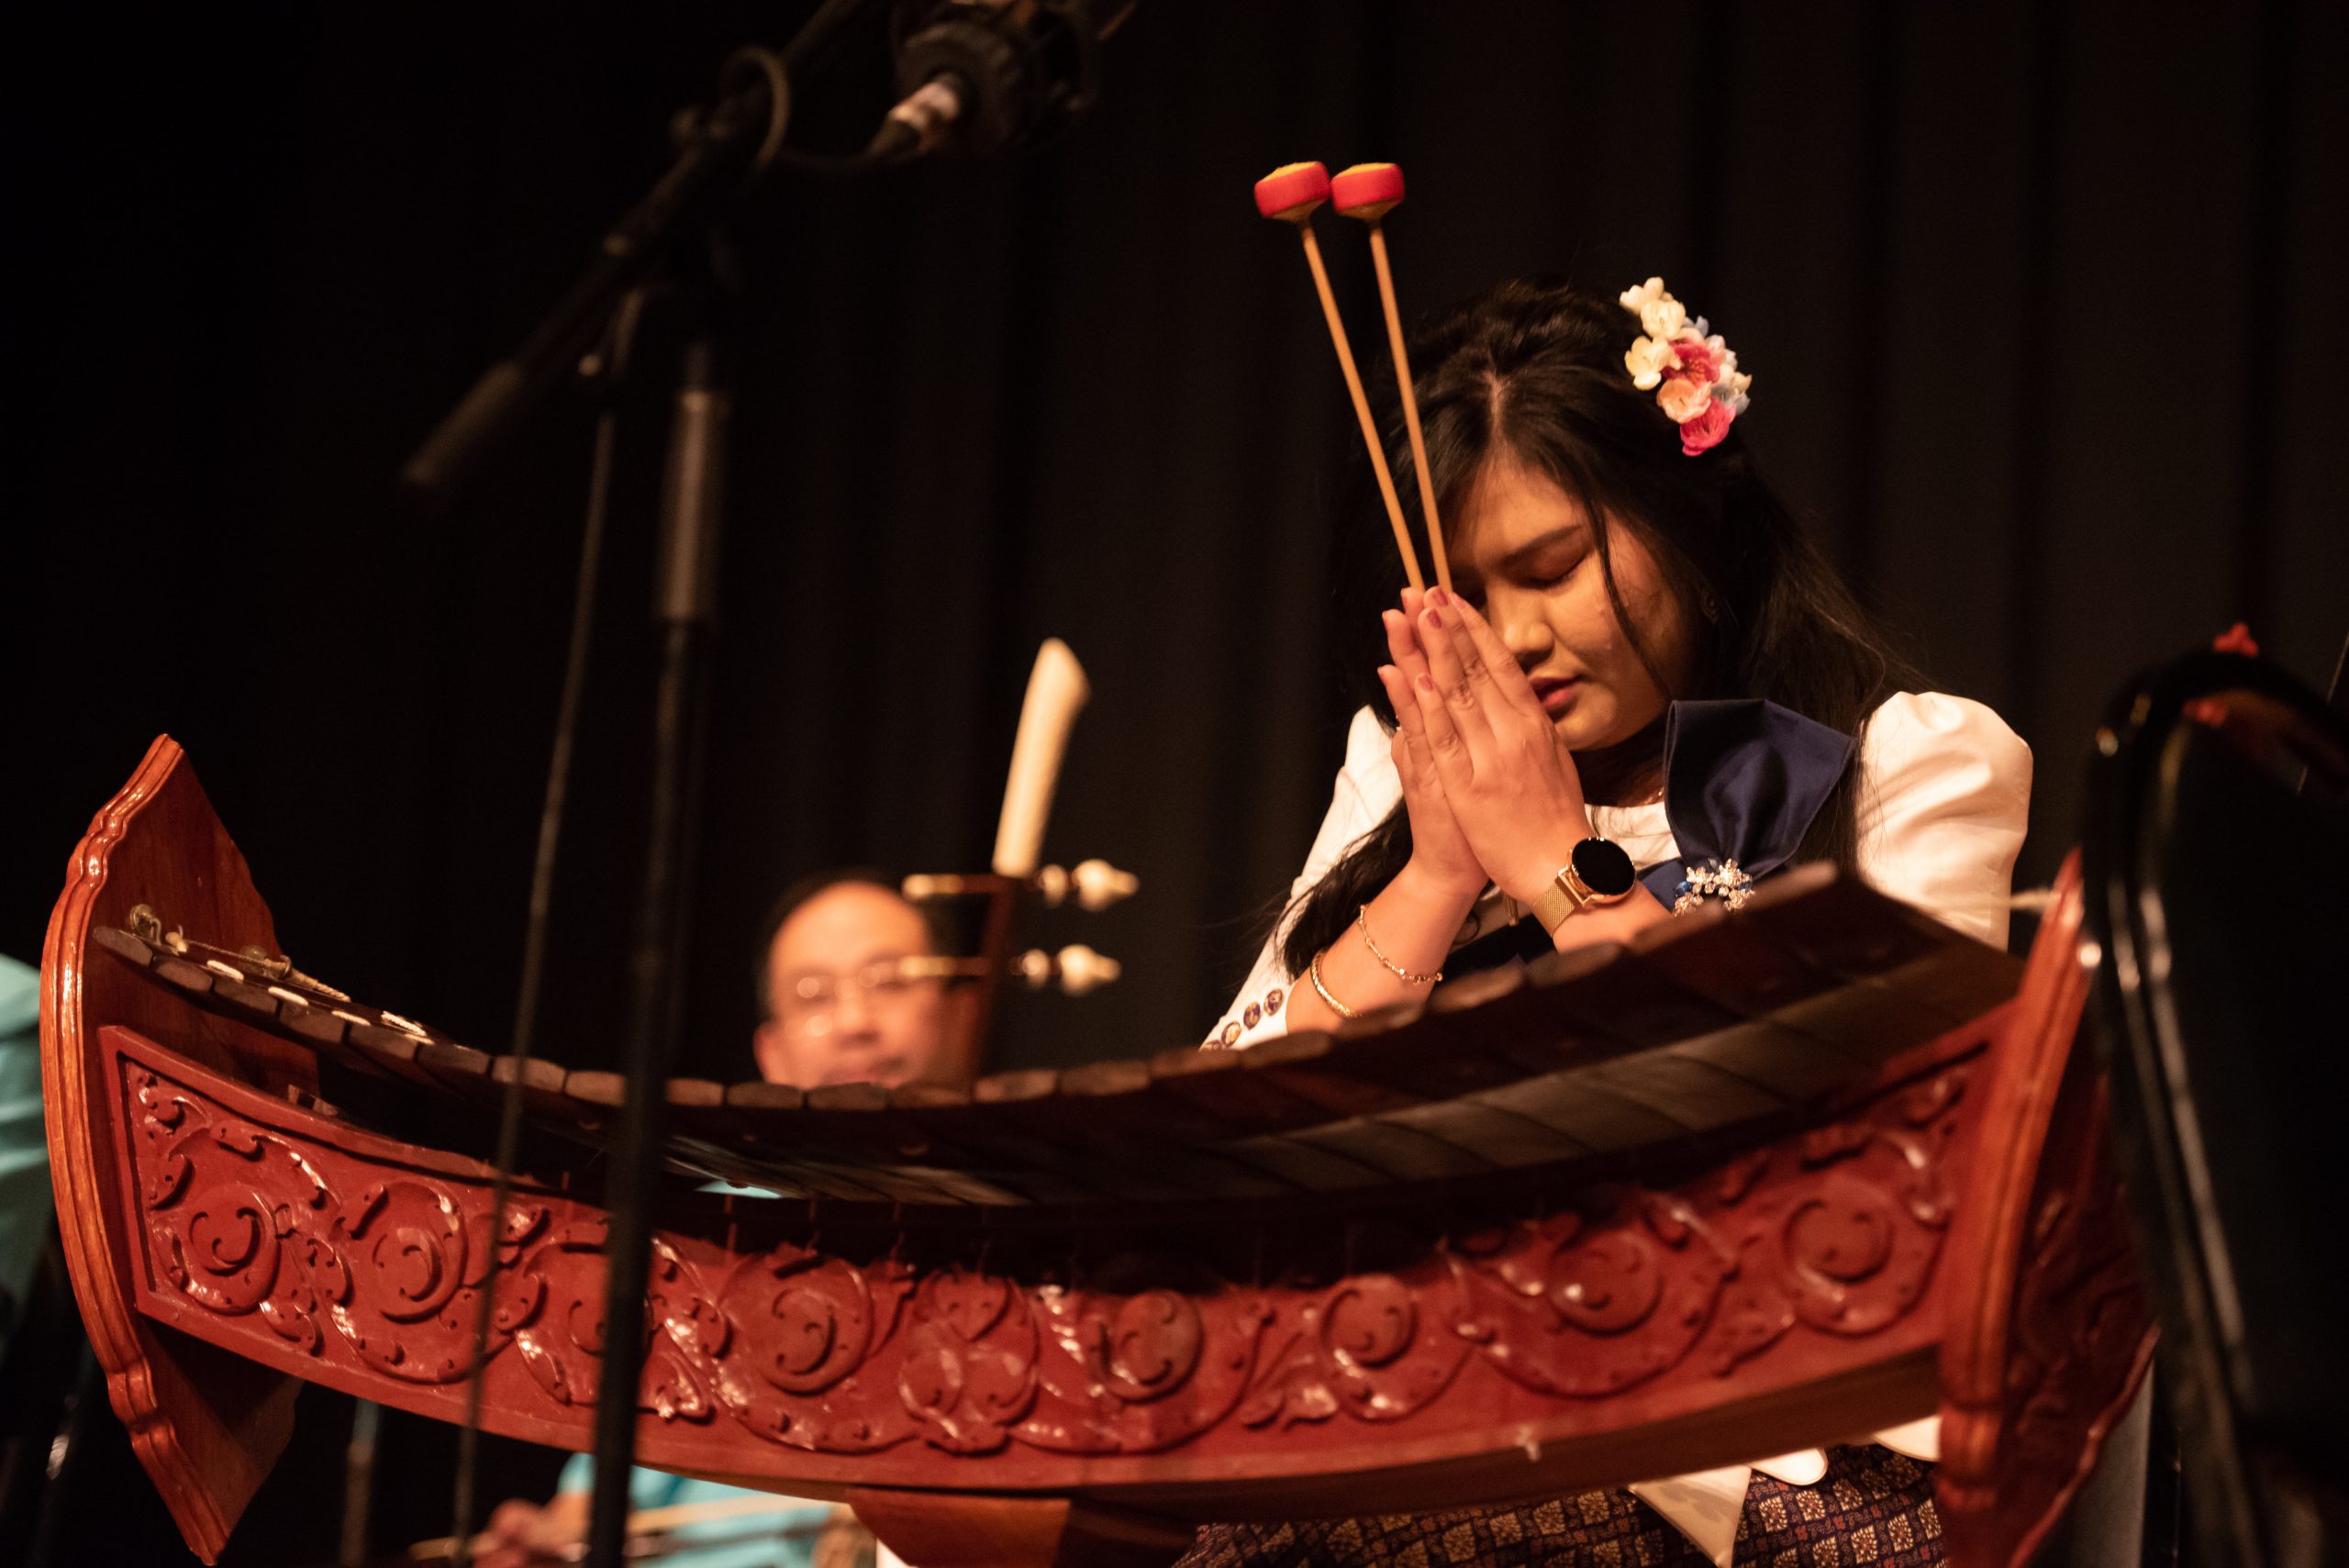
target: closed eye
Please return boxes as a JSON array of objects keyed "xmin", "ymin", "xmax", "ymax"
[
  {"xmin": 1497, "ymin": 524, "xmax": 1595, "ymax": 591},
  {"xmin": 1519, "ymin": 552, "xmax": 1587, "ymax": 591}
]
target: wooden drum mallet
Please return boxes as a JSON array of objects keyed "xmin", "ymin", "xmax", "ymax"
[
  {"xmin": 1255, "ymin": 161, "xmax": 1425, "ymax": 592},
  {"xmin": 1331, "ymin": 161, "xmax": 1451, "ymax": 594}
]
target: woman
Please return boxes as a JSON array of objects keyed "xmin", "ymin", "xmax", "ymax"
[{"xmin": 1192, "ymin": 277, "xmax": 2030, "ymax": 1566}]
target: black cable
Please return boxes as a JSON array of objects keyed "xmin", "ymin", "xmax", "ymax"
[{"xmin": 445, "ymin": 286, "xmax": 646, "ymax": 1568}]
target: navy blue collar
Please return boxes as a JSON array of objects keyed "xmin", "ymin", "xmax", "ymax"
[
  {"xmin": 1442, "ymin": 698, "xmax": 1858, "ymax": 976},
  {"xmin": 1636, "ymin": 698, "xmax": 1857, "ymax": 906}
]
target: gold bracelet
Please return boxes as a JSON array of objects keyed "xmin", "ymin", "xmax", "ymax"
[
  {"xmin": 1307, "ymin": 949, "xmax": 1360, "ymax": 1019},
  {"xmin": 1354, "ymin": 906, "xmax": 1442, "ymax": 984}
]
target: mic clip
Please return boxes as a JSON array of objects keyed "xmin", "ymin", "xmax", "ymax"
[{"xmin": 880, "ymin": 0, "xmax": 1125, "ymax": 160}]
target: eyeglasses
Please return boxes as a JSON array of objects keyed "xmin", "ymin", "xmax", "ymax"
[{"xmin": 774, "ymin": 955, "xmax": 963, "ymax": 1029}]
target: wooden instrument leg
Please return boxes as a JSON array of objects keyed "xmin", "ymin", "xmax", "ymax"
[
  {"xmin": 849, "ymin": 1489, "xmax": 1192, "ymax": 1568},
  {"xmin": 1935, "ymin": 854, "xmax": 2159, "ymax": 1568}
]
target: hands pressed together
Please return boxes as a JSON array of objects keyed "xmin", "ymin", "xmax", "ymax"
[
  {"xmin": 1281, "ymin": 587, "xmax": 1664, "ymax": 1034},
  {"xmin": 1374, "ymin": 586, "xmax": 1597, "ymax": 909}
]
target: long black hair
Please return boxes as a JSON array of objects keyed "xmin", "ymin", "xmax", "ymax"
[{"xmin": 1278, "ymin": 276, "xmax": 1922, "ymax": 977}]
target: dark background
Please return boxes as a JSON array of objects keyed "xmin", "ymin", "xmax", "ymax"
[{"xmin": 6, "ymin": 2, "xmax": 2343, "ymax": 1561}]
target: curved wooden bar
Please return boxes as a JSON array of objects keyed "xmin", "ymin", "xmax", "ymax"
[
  {"xmin": 1938, "ymin": 857, "xmax": 2160, "ymax": 1567},
  {"xmin": 44, "ymin": 740, "xmax": 2152, "ymax": 1566},
  {"xmin": 39, "ymin": 737, "xmax": 317, "ymax": 1562}
]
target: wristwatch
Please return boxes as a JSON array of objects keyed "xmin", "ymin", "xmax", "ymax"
[{"xmin": 1530, "ymin": 837, "xmax": 1638, "ymax": 934}]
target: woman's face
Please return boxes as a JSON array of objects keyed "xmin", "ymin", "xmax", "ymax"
[{"xmin": 1449, "ymin": 452, "xmax": 1698, "ymax": 752}]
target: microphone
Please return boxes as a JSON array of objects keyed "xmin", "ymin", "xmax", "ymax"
[{"xmin": 870, "ymin": 0, "xmax": 1136, "ymax": 161}]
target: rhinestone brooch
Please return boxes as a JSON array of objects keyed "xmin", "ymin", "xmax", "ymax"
[{"xmin": 1673, "ymin": 858, "xmax": 1756, "ymax": 914}]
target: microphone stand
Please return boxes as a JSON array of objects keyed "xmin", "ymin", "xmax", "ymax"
[
  {"xmin": 399, "ymin": 17, "xmax": 862, "ymax": 1568},
  {"xmin": 396, "ymin": 6, "xmax": 1127, "ymax": 1564},
  {"xmin": 583, "ymin": 262, "xmax": 732, "ymax": 1568}
]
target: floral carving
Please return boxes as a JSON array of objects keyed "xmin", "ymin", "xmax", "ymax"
[
  {"xmin": 1022, "ymin": 1284, "xmax": 1272, "ymax": 1455},
  {"xmin": 1987, "ymin": 1080, "xmax": 2154, "ymax": 1489},
  {"xmin": 117, "ymin": 1050, "xmax": 1976, "ymax": 1467},
  {"xmin": 508, "ymin": 1220, "xmax": 612, "ymax": 1407},
  {"xmin": 1237, "ymin": 1273, "xmax": 1467, "ymax": 1429},
  {"xmin": 896, "ymin": 1270, "xmax": 1041, "ymax": 1453},
  {"xmin": 1448, "ymin": 1201, "xmax": 1732, "ymax": 1399}
]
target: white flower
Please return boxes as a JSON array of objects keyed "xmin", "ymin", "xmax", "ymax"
[
  {"xmin": 1641, "ymin": 295, "xmax": 1687, "ymax": 342},
  {"xmin": 1619, "ymin": 276, "xmax": 1668, "ymax": 313},
  {"xmin": 1624, "ymin": 334, "xmax": 1676, "ymax": 391},
  {"xmin": 1617, "ymin": 276, "xmax": 1755, "ymax": 428}
]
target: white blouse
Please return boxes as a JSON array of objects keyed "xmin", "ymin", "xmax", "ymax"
[
  {"xmin": 1204, "ymin": 691, "xmax": 2032, "ymax": 1564},
  {"xmin": 1209, "ymin": 690, "xmax": 2031, "ymax": 1050}
]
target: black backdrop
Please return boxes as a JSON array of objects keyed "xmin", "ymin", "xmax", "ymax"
[{"xmin": 6, "ymin": 3, "xmax": 2345, "ymax": 1560}]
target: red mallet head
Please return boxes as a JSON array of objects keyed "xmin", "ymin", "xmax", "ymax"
[
  {"xmin": 1254, "ymin": 161, "xmax": 1332, "ymax": 223},
  {"xmin": 1330, "ymin": 162, "xmax": 1405, "ymax": 220}
]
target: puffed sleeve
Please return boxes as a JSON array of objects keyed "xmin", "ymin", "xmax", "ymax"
[
  {"xmin": 1204, "ymin": 707, "xmax": 1403, "ymax": 1051},
  {"xmin": 1854, "ymin": 692, "xmax": 2032, "ymax": 947}
]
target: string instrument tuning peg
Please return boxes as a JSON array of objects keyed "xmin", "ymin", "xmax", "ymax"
[
  {"xmin": 1013, "ymin": 944, "xmax": 1122, "ymax": 995},
  {"xmin": 1070, "ymin": 858, "xmax": 1137, "ymax": 911},
  {"xmin": 1034, "ymin": 859, "xmax": 1139, "ymax": 910}
]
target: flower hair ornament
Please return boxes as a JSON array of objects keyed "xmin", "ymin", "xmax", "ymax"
[{"xmin": 1620, "ymin": 276, "xmax": 1753, "ymax": 455}]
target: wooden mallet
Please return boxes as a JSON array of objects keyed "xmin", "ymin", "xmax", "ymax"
[
  {"xmin": 1255, "ymin": 161, "xmax": 1425, "ymax": 592},
  {"xmin": 1331, "ymin": 161, "xmax": 1450, "ymax": 594}
]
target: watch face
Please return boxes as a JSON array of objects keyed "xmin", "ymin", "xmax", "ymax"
[{"xmin": 1572, "ymin": 836, "xmax": 1637, "ymax": 896}]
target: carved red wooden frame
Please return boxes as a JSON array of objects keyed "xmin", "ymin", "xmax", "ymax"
[{"xmin": 43, "ymin": 740, "xmax": 2154, "ymax": 1567}]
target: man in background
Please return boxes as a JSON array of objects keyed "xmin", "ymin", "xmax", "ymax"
[
  {"xmin": 483, "ymin": 873, "xmax": 965, "ymax": 1568},
  {"xmin": 751, "ymin": 872, "xmax": 970, "ymax": 1092}
]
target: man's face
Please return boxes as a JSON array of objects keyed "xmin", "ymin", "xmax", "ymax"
[{"xmin": 752, "ymin": 882, "xmax": 951, "ymax": 1090}]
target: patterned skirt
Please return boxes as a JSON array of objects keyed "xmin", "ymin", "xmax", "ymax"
[{"xmin": 1176, "ymin": 1446, "xmax": 1940, "ymax": 1568}]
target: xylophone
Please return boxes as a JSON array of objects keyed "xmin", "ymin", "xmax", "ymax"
[{"xmin": 43, "ymin": 737, "xmax": 2152, "ymax": 1567}]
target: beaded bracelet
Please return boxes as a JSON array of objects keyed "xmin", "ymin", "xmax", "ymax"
[{"xmin": 1355, "ymin": 906, "xmax": 1442, "ymax": 984}]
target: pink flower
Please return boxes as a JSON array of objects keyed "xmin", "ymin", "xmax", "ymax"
[
  {"xmin": 1671, "ymin": 339, "xmax": 1719, "ymax": 381},
  {"xmin": 1656, "ymin": 376, "xmax": 1713, "ymax": 424},
  {"xmin": 1679, "ymin": 398, "xmax": 1734, "ymax": 454}
]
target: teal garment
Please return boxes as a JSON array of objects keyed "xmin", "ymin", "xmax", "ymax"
[
  {"xmin": 554, "ymin": 1451, "xmax": 832, "ymax": 1568},
  {"xmin": 0, "ymin": 954, "xmax": 49, "ymax": 1340}
]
